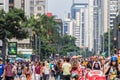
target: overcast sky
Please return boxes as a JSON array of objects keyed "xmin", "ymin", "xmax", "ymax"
[{"xmin": 48, "ymin": 0, "xmax": 88, "ymax": 19}]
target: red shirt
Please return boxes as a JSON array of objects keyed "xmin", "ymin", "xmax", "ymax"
[
  {"xmin": 35, "ymin": 65, "xmax": 42, "ymax": 74},
  {"xmin": 4, "ymin": 63, "xmax": 13, "ymax": 77}
]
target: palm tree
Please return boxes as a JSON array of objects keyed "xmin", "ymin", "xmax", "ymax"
[{"xmin": 28, "ymin": 14, "xmax": 60, "ymax": 58}]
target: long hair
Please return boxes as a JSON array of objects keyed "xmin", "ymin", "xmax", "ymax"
[
  {"xmin": 110, "ymin": 60, "xmax": 118, "ymax": 68},
  {"xmin": 71, "ymin": 59, "xmax": 78, "ymax": 70}
]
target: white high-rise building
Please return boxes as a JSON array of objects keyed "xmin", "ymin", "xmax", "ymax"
[
  {"xmin": 0, "ymin": 0, "xmax": 46, "ymax": 18},
  {"xmin": 109, "ymin": 0, "xmax": 118, "ymax": 28},
  {"xmin": 25, "ymin": 0, "xmax": 46, "ymax": 17},
  {"xmin": 88, "ymin": 0, "xmax": 103, "ymax": 54},
  {"xmin": 102, "ymin": 0, "xmax": 108, "ymax": 33},
  {"xmin": 88, "ymin": 0, "xmax": 94, "ymax": 51},
  {"xmin": 63, "ymin": 18, "xmax": 73, "ymax": 36},
  {"xmin": 71, "ymin": 3, "xmax": 89, "ymax": 49}
]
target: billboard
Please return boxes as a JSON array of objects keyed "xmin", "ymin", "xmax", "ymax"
[{"xmin": 8, "ymin": 42, "xmax": 17, "ymax": 55}]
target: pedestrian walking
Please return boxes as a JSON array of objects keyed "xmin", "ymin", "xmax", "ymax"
[
  {"xmin": 35, "ymin": 62, "xmax": 42, "ymax": 80},
  {"xmin": 25, "ymin": 64, "xmax": 31, "ymax": 80},
  {"xmin": 4, "ymin": 59, "xmax": 14, "ymax": 80},
  {"xmin": 62, "ymin": 57, "xmax": 72, "ymax": 80},
  {"xmin": 43, "ymin": 61, "xmax": 50, "ymax": 80},
  {"xmin": 55, "ymin": 61, "xmax": 62, "ymax": 80}
]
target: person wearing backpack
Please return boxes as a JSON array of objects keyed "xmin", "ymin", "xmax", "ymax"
[
  {"xmin": 55, "ymin": 61, "xmax": 62, "ymax": 80},
  {"xmin": 4, "ymin": 59, "xmax": 14, "ymax": 80}
]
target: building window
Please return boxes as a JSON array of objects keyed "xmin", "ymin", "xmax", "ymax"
[
  {"xmin": 30, "ymin": 1, "xmax": 34, "ymax": 5},
  {"xmin": 36, "ymin": 1, "xmax": 40, "ymax": 5},
  {"xmin": 0, "ymin": 3, "xmax": 3, "ymax": 5},
  {"xmin": 9, "ymin": 0, "xmax": 14, "ymax": 3},
  {"xmin": 37, "ymin": 13, "xmax": 41, "ymax": 16},
  {"xmin": 82, "ymin": 12, "xmax": 84, "ymax": 22},
  {"xmin": 9, "ymin": 0, "xmax": 14, "ymax": 8},
  {"xmin": 37, "ymin": 7, "xmax": 42, "ymax": 11},
  {"xmin": 110, "ymin": 22, "xmax": 113, "ymax": 24},
  {"xmin": 30, "ymin": 7, "xmax": 34, "ymax": 12}
]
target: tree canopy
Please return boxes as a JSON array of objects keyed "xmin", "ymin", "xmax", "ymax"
[{"xmin": 0, "ymin": 8, "xmax": 28, "ymax": 40}]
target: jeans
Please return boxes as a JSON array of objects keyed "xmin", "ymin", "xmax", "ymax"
[
  {"xmin": 55, "ymin": 75, "xmax": 60, "ymax": 80},
  {"xmin": 0, "ymin": 77, "xmax": 2, "ymax": 80},
  {"xmin": 43, "ymin": 74, "xmax": 49, "ymax": 80}
]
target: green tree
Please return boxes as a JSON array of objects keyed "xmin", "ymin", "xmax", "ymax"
[
  {"xmin": 104, "ymin": 29, "xmax": 114, "ymax": 55},
  {"xmin": 28, "ymin": 15, "xmax": 60, "ymax": 58},
  {"xmin": 59, "ymin": 35, "xmax": 80, "ymax": 55},
  {"xmin": 0, "ymin": 8, "xmax": 28, "ymax": 40}
]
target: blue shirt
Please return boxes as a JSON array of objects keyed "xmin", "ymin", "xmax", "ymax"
[{"xmin": 0, "ymin": 64, "xmax": 4, "ymax": 76}]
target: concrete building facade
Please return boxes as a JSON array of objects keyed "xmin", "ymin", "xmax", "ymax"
[
  {"xmin": 109, "ymin": 0, "xmax": 118, "ymax": 28},
  {"xmin": 0, "ymin": 0, "xmax": 9, "ymax": 12},
  {"xmin": 0, "ymin": 0, "xmax": 46, "ymax": 17},
  {"xmin": 71, "ymin": 3, "xmax": 89, "ymax": 50},
  {"xmin": 88, "ymin": 0, "xmax": 94, "ymax": 51},
  {"xmin": 88, "ymin": 0, "xmax": 103, "ymax": 54},
  {"xmin": 63, "ymin": 18, "xmax": 73, "ymax": 36},
  {"xmin": 25, "ymin": 0, "xmax": 46, "ymax": 17}
]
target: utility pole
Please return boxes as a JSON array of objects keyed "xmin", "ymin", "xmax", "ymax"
[{"xmin": 108, "ymin": 0, "xmax": 110, "ymax": 56}]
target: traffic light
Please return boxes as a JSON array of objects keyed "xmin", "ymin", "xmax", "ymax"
[
  {"xmin": 114, "ymin": 46, "xmax": 117, "ymax": 54},
  {"xmin": 118, "ymin": 23, "xmax": 120, "ymax": 31},
  {"xmin": 8, "ymin": 42, "xmax": 17, "ymax": 55}
]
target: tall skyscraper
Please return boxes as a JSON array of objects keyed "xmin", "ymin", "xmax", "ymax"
[
  {"xmin": 71, "ymin": 3, "xmax": 89, "ymax": 50},
  {"xmin": 88, "ymin": 0, "xmax": 94, "ymax": 51},
  {"xmin": 93, "ymin": 0, "xmax": 102, "ymax": 54},
  {"xmin": 88, "ymin": 0, "xmax": 103, "ymax": 54},
  {"xmin": 101, "ymin": 0, "xmax": 108, "ymax": 33}
]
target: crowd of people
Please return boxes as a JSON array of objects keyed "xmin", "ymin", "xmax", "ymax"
[{"xmin": 0, "ymin": 55, "xmax": 119, "ymax": 80}]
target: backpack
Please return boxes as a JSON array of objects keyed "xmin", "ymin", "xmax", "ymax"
[
  {"xmin": 106, "ymin": 66, "xmax": 120, "ymax": 79},
  {"xmin": 6, "ymin": 64, "xmax": 13, "ymax": 77}
]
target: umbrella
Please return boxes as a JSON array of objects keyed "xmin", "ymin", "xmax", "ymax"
[{"xmin": 16, "ymin": 57, "xmax": 25, "ymax": 61}]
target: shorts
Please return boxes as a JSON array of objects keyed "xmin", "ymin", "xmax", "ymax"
[
  {"xmin": 16, "ymin": 75, "xmax": 22, "ymax": 78},
  {"xmin": 5, "ymin": 76, "xmax": 13, "ymax": 80}
]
